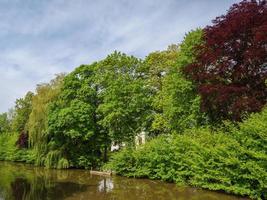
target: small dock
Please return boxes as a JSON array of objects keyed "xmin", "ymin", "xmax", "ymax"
[{"xmin": 90, "ymin": 170, "xmax": 112, "ymax": 176}]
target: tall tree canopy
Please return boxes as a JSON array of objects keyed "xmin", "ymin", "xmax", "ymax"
[
  {"xmin": 185, "ymin": 0, "xmax": 267, "ymax": 121},
  {"xmin": 142, "ymin": 49, "xmax": 179, "ymax": 133},
  {"xmin": 149, "ymin": 29, "xmax": 206, "ymax": 133},
  {"xmin": 47, "ymin": 64, "xmax": 102, "ymax": 168},
  {"xmin": 28, "ymin": 74, "xmax": 64, "ymax": 166},
  {"xmin": 96, "ymin": 52, "xmax": 151, "ymax": 145},
  {"xmin": 12, "ymin": 92, "xmax": 33, "ymax": 132},
  {"xmin": 45, "ymin": 52, "xmax": 153, "ymax": 168}
]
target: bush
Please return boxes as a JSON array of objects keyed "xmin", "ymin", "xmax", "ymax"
[
  {"xmin": 106, "ymin": 108, "xmax": 267, "ymax": 199},
  {"xmin": 0, "ymin": 133, "xmax": 34, "ymax": 163}
]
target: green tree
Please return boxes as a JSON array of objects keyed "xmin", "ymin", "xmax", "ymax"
[
  {"xmin": 47, "ymin": 64, "xmax": 102, "ymax": 168},
  {"xmin": 12, "ymin": 92, "xmax": 33, "ymax": 133},
  {"xmin": 144, "ymin": 29, "xmax": 206, "ymax": 134},
  {"xmin": 96, "ymin": 52, "xmax": 151, "ymax": 145},
  {"xmin": 161, "ymin": 29, "xmax": 206, "ymax": 133},
  {"xmin": 0, "ymin": 113, "xmax": 10, "ymax": 133},
  {"xmin": 141, "ymin": 48, "xmax": 180, "ymax": 133},
  {"xmin": 27, "ymin": 74, "xmax": 64, "ymax": 166},
  {"xmin": 140, "ymin": 49, "xmax": 178, "ymax": 92}
]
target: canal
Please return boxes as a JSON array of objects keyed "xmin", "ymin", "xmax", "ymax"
[{"xmin": 0, "ymin": 162, "xmax": 248, "ymax": 200}]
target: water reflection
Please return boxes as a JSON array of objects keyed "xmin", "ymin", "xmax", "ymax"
[
  {"xmin": 0, "ymin": 162, "xmax": 248, "ymax": 200},
  {"xmin": 11, "ymin": 178, "xmax": 30, "ymax": 200},
  {"xmin": 98, "ymin": 178, "xmax": 114, "ymax": 193}
]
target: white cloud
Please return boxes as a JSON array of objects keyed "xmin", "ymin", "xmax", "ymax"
[{"xmin": 0, "ymin": 0, "xmax": 240, "ymax": 112}]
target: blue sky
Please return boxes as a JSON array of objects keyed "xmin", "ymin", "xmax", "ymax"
[{"xmin": 0, "ymin": 0, "xmax": 240, "ymax": 112}]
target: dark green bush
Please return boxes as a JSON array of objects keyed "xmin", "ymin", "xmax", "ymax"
[
  {"xmin": 0, "ymin": 133, "xmax": 34, "ymax": 164},
  {"xmin": 106, "ymin": 108, "xmax": 267, "ymax": 199}
]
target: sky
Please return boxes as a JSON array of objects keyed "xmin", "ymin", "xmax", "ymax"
[{"xmin": 0, "ymin": 0, "xmax": 240, "ymax": 113}]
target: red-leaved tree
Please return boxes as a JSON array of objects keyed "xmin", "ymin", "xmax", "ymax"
[
  {"xmin": 16, "ymin": 131, "xmax": 29, "ymax": 149},
  {"xmin": 185, "ymin": 0, "xmax": 267, "ymax": 121}
]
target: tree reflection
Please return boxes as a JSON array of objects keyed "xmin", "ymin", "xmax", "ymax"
[
  {"xmin": 0, "ymin": 162, "xmax": 88, "ymax": 200},
  {"xmin": 11, "ymin": 178, "xmax": 31, "ymax": 200},
  {"xmin": 0, "ymin": 162, "xmax": 247, "ymax": 200}
]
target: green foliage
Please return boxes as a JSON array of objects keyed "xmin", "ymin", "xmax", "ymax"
[
  {"xmin": 158, "ymin": 29, "xmax": 206, "ymax": 133},
  {"xmin": 46, "ymin": 52, "xmax": 151, "ymax": 168},
  {"xmin": 141, "ymin": 49, "xmax": 179, "ymax": 134},
  {"xmin": 0, "ymin": 113, "xmax": 11, "ymax": 133},
  {"xmin": 177, "ymin": 28, "xmax": 203, "ymax": 67},
  {"xmin": 106, "ymin": 107, "xmax": 267, "ymax": 199},
  {"xmin": 96, "ymin": 52, "xmax": 151, "ymax": 144},
  {"xmin": 27, "ymin": 74, "xmax": 64, "ymax": 166},
  {"xmin": 47, "ymin": 63, "xmax": 102, "ymax": 169},
  {"xmin": 145, "ymin": 29, "xmax": 206, "ymax": 134},
  {"xmin": 44, "ymin": 150, "xmax": 70, "ymax": 169},
  {"xmin": 0, "ymin": 133, "xmax": 34, "ymax": 163},
  {"xmin": 11, "ymin": 92, "xmax": 33, "ymax": 132}
]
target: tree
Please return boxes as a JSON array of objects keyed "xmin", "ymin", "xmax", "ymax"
[
  {"xmin": 185, "ymin": 0, "xmax": 267, "ymax": 122},
  {"xmin": 0, "ymin": 113, "xmax": 10, "ymax": 133},
  {"xmin": 140, "ymin": 49, "xmax": 178, "ymax": 92},
  {"xmin": 142, "ymin": 49, "xmax": 179, "ymax": 133},
  {"xmin": 96, "ymin": 52, "xmax": 151, "ymax": 145},
  {"xmin": 47, "ymin": 64, "xmax": 102, "ymax": 168},
  {"xmin": 27, "ymin": 74, "xmax": 64, "ymax": 165},
  {"xmin": 149, "ymin": 29, "xmax": 206, "ymax": 133},
  {"xmin": 12, "ymin": 92, "xmax": 33, "ymax": 132},
  {"xmin": 16, "ymin": 131, "xmax": 28, "ymax": 148}
]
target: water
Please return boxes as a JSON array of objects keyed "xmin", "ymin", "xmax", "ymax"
[{"xmin": 0, "ymin": 162, "xmax": 248, "ymax": 200}]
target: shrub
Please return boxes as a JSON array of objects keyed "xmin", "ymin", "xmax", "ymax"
[
  {"xmin": 106, "ymin": 108, "xmax": 267, "ymax": 199},
  {"xmin": 0, "ymin": 133, "xmax": 34, "ymax": 163}
]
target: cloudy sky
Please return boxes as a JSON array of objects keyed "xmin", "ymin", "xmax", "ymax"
[{"xmin": 0, "ymin": 0, "xmax": 240, "ymax": 112}]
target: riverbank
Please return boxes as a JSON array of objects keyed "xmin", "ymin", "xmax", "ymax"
[
  {"xmin": 0, "ymin": 108, "xmax": 266, "ymax": 199},
  {"xmin": 105, "ymin": 109, "xmax": 267, "ymax": 200}
]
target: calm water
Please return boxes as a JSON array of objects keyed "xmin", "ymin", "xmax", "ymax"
[{"xmin": 0, "ymin": 162, "xmax": 248, "ymax": 200}]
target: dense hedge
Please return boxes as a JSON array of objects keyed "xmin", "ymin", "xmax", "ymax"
[
  {"xmin": 106, "ymin": 108, "xmax": 267, "ymax": 200},
  {"xmin": 0, "ymin": 133, "xmax": 35, "ymax": 164}
]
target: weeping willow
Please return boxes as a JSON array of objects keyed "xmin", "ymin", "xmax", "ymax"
[
  {"xmin": 27, "ymin": 74, "xmax": 67, "ymax": 168},
  {"xmin": 44, "ymin": 150, "xmax": 69, "ymax": 169}
]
